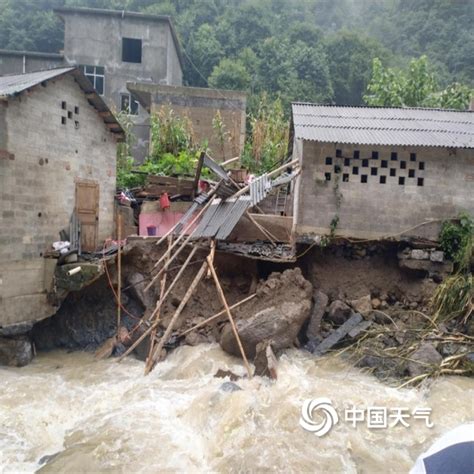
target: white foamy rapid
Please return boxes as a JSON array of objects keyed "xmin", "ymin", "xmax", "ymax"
[{"xmin": 1, "ymin": 344, "xmax": 472, "ymax": 473}]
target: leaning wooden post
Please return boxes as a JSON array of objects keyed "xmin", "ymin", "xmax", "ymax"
[
  {"xmin": 117, "ymin": 212, "xmax": 122, "ymax": 335},
  {"xmin": 146, "ymin": 235, "xmax": 171, "ymax": 368},
  {"xmin": 145, "ymin": 260, "xmax": 208, "ymax": 374},
  {"xmin": 116, "ymin": 246, "xmax": 199, "ymax": 362},
  {"xmin": 207, "ymin": 255, "xmax": 253, "ymax": 378}
]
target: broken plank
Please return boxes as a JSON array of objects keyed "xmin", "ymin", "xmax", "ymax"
[{"xmin": 311, "ymin": 313, "xmax": 363, "ymax": 356}]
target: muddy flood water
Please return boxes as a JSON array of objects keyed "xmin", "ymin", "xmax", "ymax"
[{"xmin": 1, "ymin": 344, "xmax": 473, "ymax": 473}]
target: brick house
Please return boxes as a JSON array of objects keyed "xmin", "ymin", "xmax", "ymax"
[
  {"xmin": 0, "ymin": 67, "xmax": 123, "ymax": 328},
  {"xmin": 290, "ymin": 104, "xmax": 474, "ymax": 242}
]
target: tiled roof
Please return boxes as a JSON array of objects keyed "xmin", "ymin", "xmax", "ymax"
[
  {"xmin": 292, "ymin": 103, "xmax": 474, "ymax": 148},
  {"xmin": 0, "ymin": 67, "xmax": 124, "ymax": 138},
  {"xmin": 0, "ymin": 67, "xmax": 75, "ymax": 97}
]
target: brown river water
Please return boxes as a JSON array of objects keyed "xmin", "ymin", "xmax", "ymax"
[{"xmin": 1, "ymin": 344, "xmax": 473, "ymax": 473}]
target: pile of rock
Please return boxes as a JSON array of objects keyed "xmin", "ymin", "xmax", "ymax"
[{"xmin": 219, "ymin": 268, "xmax": 313, "ymax": 374}]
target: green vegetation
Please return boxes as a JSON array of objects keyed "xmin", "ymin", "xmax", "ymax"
[
  {"xmin": 1, "ymin": 0, "xmax": 472, "ymax": 111},
  {"xmin": 365, "ymin": 56, "xmax": 473, "ymax": 109},
  {"xmin": 432, "ymin": 213, "xmax": 473, "ymax": 322},
  {"xmin": 117, "ymin": 106, "xmax": 205, "ymax": 189},
  {"xmin": 439, "ymin": 213, "xmax": 474, "ymax": 269},
  {"xmin": 241, "ymin": 94, "xmax": 288, "ymax": 173}
]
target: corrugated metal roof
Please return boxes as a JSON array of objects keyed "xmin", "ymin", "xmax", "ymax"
[
  {"xmin": 0, "ymin": 67, "xmax": 124, "ymax": 138},
  {"xmin": 192, "ymin": 197, "xmax": 251, "ymax": 240},
  {"xmin": 292, "ymin": 103, "xmax": 474, "ymax": 148},
  {"xmin": 0, "ymin": 67, "xmax": 75, "ymax": 97}
]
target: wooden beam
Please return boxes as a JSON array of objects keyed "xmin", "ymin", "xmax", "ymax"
[
  {"xmin": 178, "ymin": 293, "xmax": 257, "ymax": 337},
  {"xmin": 99, "ymin": 111, "xmax": 113, "ymax": 118},
  {"xmin": 207, "ymin": 255, "xmax": 252, "ymax": 378},
  {"xmin": 146, "ymin": 260, "xmax": 209, "ymax": 372}
]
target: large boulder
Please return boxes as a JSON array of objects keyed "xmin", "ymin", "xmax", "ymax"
[
  {"xmin": 306, "ymin": 290, "xmax": 329, "ymax": 340},
  {"xmin": 408, "ymin": 343, "xmax": 443, "ymax": 377},
  {"xmin": 326, "ymin": 300, "xmax": 353, "ymax": 325},
  {"xmin": 220, "ymin": 301, "xmax": 311, "ymax": 359},
  {"xmin": 0, "ymin": 336, "xmax": 33, "ymax": 367}
]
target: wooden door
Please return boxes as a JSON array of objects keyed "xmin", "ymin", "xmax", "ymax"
[{"xmin": 75, "ymin": 180, "xmax": 99, "ymax": 252}]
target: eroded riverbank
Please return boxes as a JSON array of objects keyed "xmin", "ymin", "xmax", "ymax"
[{"xmin": 1, "ymin": 345, "xmax": 473, "ymax": 473}]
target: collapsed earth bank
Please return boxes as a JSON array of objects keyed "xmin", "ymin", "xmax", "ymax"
[{"xmin": 3, "ymin": 240, "xmax": 472, "ymax": 384}]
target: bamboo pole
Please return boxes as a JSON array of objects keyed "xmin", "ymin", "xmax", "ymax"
[
  {"xmin": 207, "ymin": 255, "xmax": 252, "ymax": 378},
  {"xmin": 142, "ymin": 246, "xmax": 199, "ymax": 327},
  {"xmin": 149, "ymin": 193, "xmax": 217, "ymax": 273},
  {"xmin": 145, "ymin": 260, "xmax": 208, "ymax": 373},
  {"xmin": 233, "ymin": 159, "xmax": 299, "ymax": 199},
  {"xmin": 146, "ymin": 235, "xmax": 171, "ymax": 368},
  {"xmin": 117, "ymin": 213, "xmax": 122, "ymax": 335},
  {"xmin": 117, "ymin": 246, "xmax": 199, "ymax": 362},
  {"xmin": 245, "ymin": 211, "xmax": 278, "ymax": 245},
  {"xmin": 152, "ymin": 185, "xmax": 218, "ymax": 250},
  {"xmin": 178, "ymin": 293, "xmax": 257, "ymax": 337}
]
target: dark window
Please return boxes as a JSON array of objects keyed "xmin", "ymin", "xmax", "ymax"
[
  {"xmin": 361, "ymin": 175, "xmax": 368, "ymax": 183},
  {"xmin": 61, "ymin": 116, "xmax": 66, "ymax": 125},
  {"xmin": 336, "ymin": 149, "xmax": 342, "ymax": 157},
  {"xmin": 82, "ymin": 65, "xmax": 105, "ymax": 95},
  {"xmin": 74, "ymin": 121, "xmax": 80, "ymax": 129},
  {"xmin": 344, "ymin": 158, "xmax": 350, "ymax": 167},
  {"xmin": 121, "ymin": 93, "xmax": 139, "ymax": 115},
  {"xmin": 419, "ymin": 162, "xmax": 425, "ymax": 170},
  {"xmin": 408, "ymin": 169, "xmax": 415, "ymax": 178},
  {"xmin": 372, "ymin": 151, "xmax": 379, "ymax": 159},
  {"xmin": 325, "ymin": 157, "xmax": 332, "ymax": 165},
  {"xmin": 334, "ymin": 165, "xmax": 341, "ymax": 174},
  {"xmin": 122, "ymin": 38, "xmax": 142, "ymax": 63},
  {"xmin": 381, "ymin": 160, "xmax": 388, "ymax": 168},
  {"xmin": 380, "ymin": 176, "xmax": 386, "ymax": 184},
  {"xmin": 74, "ymin": 106, "xmax": 79, "ymax": 115},
  {"xmin": 399, "ymin": 177, "xmax": 405, "ymax": 185},
  {"xmin": 61, "ymin": 101, "xmax": 67, "ymax": 110},
  {"xmin": 352, "ymin": 166, "xmax": 359, "ymax": 175},
  {"xmin": 371, "ymin": 167, "xmax": 378, "ymax": 176},
  {"xmin": 353, "ymin": 150, "xmax": 360, "ymax": 159},
  {"xmin": 325, "ymin": 172, "xmax": 331, "ymax": 181},
  {"xmin": 343, "ymin": 173, "xmax": 349, "ymax": 182},
  {"xmin": 417, "ymin": 178, "xmax": 424, "ymax": 186},
  {"xmin": 362, "ymin": 159, "xmax": 369, "ymax": 167},
  {"xmin": 391, "ymin": 152, "xmax": 398, "ymax": 161},
  {"xmin": 400, "ymin": 161, "xmax": 406, "ymax": 169},
  {"xmin": 410, "ymin": 153, "xmax": 417, "ymax": 161},
  {"xmin": 67, "ymin": 111, "xmax": 73, "ymax": 119},
  {"xmin": 390, "ymin": 169, "xmax": 396, "ymax": 177}
]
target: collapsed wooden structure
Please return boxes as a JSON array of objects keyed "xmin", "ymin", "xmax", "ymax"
[{"xmin": 117, "ymin": 156, "xmax": 300, "ymax": 375}]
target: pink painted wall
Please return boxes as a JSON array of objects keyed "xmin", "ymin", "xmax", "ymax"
[{"xmin": 139, "ymin": 211, "xmax": 197, "ymax": 236}]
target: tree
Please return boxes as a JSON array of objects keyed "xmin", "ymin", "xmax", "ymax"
[
  {"xmin": 208, "ymin": 58, "xmax": 250, "ymax": 91},
  {"xmin": 184, "ymin": 23, "xmax": 223, "ymax": 87},
  {"xmin": 364, "ymin": 56, "xmax": 472, "ymax": 110},
  {"xmin": 326, "ymin": 31, "xmax": 390, "ymax": 105}
]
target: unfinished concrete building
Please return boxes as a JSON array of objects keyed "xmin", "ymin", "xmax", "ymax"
[
  {"xmin": 0, "ymin": 7, "xmax": 184, "ymax": 161},
  {"xmin": 0, "ymin": 67, "xmax": 123, "ymax": 329},
  {"xmin": 129, "ymin": 82, "xmax": 247, "ymax": 161},
  {"xmin": 55, "ymin": 7, "xmax": 184, "ymax": 161},
  {"xmin": 290, "ymin": 104, "xmax": 474, "ymax": 242}
]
